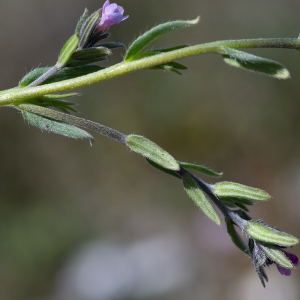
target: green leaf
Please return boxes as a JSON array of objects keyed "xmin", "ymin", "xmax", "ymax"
[
  {"xmin": 179, "ymin": 162, "xmax": 223, "ymax": 177},
  {"xmin": 71, "ymin": 47, "xmax": 112, "ymax": 60},
  {"xmin": 56, "ymin": 34, "xmax": 80, "ymax": 68},
  {"xmin": 256, "ymin": 267, "xmax": 268, "ymax": 288},
  {"xmin": 66, "ymin": 59, "xmax": 107, "ymax": 68},
  {"xmin": 218, "ymin": 196, "xmax": 254, "ymax": 206},
  {"xmin": 126, "ymin": 135, "xmax": 180, "ymax": 171},
  {"xmin": 132, "ymin": 45, "xmax": 189, "ymax": 61},
  {"xmin": 76, "ymin": 8, "xmax": 89, "ymax": 35},
  {"xmin": 146, "ymin": 158, "xmax": 181, "ymax": 179},
  {"xmin": 259, "ymin": 244, "xmax": 294, "ymax": 269},
  {"xmin": 21, "ymin": 94, "xmax": 78, "ymax": 114},
  {"xmin": 213, "ymin": 182, "xmax": 271, "ymax": 201},
  {"xmin": 183, "ymin": 173, "xmax": 221, "ymax": 225},
  {"xmin": 164, "ymin": 66, "xmax": 183, "ymax": 75},
  {"xmin": 125, "ymin": 17, "xmax": 200, "ymax": 61},
  {"xmin": 19, "ymin": 65, "xmax": 103, "ymax": 87},
  {"xmin": 22, "ymin": 110, "xmax": 94, "ymax": 144},
  {"xmin": 100, "ymin": 42, "xmax": 125, "ymax": 49},
  {"xmin": 234, "ymin": 202, "xmax": 249, "ymax": 212},
  {"xmin": 151, "ymin": 62, "xmax": 189, "ymax": 75},
  {"xmin": 245, "ymin": 221, "xmax": 299, "ymax": 246},
  {"xmin": 152, "ymin": 45, "xmax": 189, "ymax": 52},
  {"xmin": 222, "ymin": 48, "xmax": 290, "ymax": 79},
  {"xmin": 226, "ymin": 218, "xmax": 249, "ymax": 254}
]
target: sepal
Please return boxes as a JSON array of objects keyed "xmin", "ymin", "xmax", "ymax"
[
  {"xmin": 245, "ymin": 221, "xmax": 299, "ymax": 246},
  {"xmin": 213, "ymin": 182, "xmax": 271, "ymax": 202},
  {"xmin": 76, "ymin": 8, "xmax": 89, "ymax": 35},
  {"xmin": 56, "ymin": 34, "xmax": 80, "ymax": 68},
  {"xmin": 79, "ymin": 10, "xmax": 102, "ymax": 49}
]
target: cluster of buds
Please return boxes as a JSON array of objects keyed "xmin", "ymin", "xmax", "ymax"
[
  {"xmin": 18, "ymin": 2, "xmax": 299, "ymax": 287},
  {"xmin": 26, "ymin": 1, "xmax": 128, "ymax": 88},
  {"xmin": 56, "ymin": 1, "xmax": 128, "ymax": 70},
  {"xmin": 124, "ymin": 134, "xmax": 299, "ymax": 286},
  {"xmin": 245, "ymin": 221, "xmax": 299, "ymax": 284}
]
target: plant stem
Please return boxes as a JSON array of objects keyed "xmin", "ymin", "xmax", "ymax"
[
  {"xmin": 185, "ymin": 171, "xmax": 249, "ymax": 228},
  {"xmin": 27, "ymin": 66, "xmax": 59, "ymax": 88},
  {"xmin": 18, "ymin": 104, "xmax": 127, "ymax": 144},
  {"xmin": 1, "ymin": 38, "xmax": 300, "ymax": 106}
]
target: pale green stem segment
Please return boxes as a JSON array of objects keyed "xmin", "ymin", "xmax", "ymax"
[
  {"xmin": 18, "ymin": 104, "xmax": 127, "ymax": 144},
  {"xmin": 1, "ymin": 38, "xmax": 300, "ymax": 105}
]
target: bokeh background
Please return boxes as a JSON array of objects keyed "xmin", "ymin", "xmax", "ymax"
[{"xmin": 1, "ymin": 0, "xmax": 300, "ymax": 299}]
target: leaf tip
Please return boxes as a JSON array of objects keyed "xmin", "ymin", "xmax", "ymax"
[
  {"xmin": 89, "ymin": 137, "xmax": 94, "ymax": 147},
  {"xmin": 276, "ymin": 68, "xmax": 291, "ymax": 80},
  {"xmin": 191, "ymin": 16, "xmax": 201, "ymax": 25}
]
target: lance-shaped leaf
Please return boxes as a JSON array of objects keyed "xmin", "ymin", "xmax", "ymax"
[
  {"xmin": 259, "ymin": 244, "xmax": 294, "ymax": 269},
  {"xmin": 146, "ymin": 158, "xmax": 181, "ymax": 179},
  {"xmin": 151, "ymin": 62, "xmax": 188, "ymax": 75},
  {"xmin": 21, "ymin": 94, "xmax": 78, "ymax": 114},
  {"xmin": 219, "ymin": 196, "xmax": 254, "ymax": 206},
  {"xmin": 22, "ymin": 110, "xmax": 94, "ymax": 144},
  {"xmin": 213, "ymin": 182, "xmax": 271, "ymax": 202},
  {"xmin": 226, "ymin": 218, "xmax": 249, "ymax": 254},
  {"xmin": 71, "ymin": 47, "xmax": 112, "ymax": 60},
  {"xmin": 126, "ymin": 135, "xmax": 180, "ymax": 171},
  {"xmin": 56, "ymin": 34, "xmax": 80, "ymax": 68},
  {"xmin": 125, "ymin": 18, "xmax": 200, "ymax": 61},
  {"xmin": 234, "ymin": 202, "xmax": 249, "ymax": 212},
  {"xmin": 183, "ymin": 173, "xmax": 221, "ymax": 225},
  {"xmin": 132, "ymin": 45, "xmax": 189, "ymax": 61},
  {"xmin": 256, "ymin": 267, "xmax": 268, "ymax": 288},
  {"xmin": 100, "ymin": 42, "xmax": 125, "ymax": 49},
  {"xmin": 76, "ymin": 8, "xmax": 89, "ymax": 35},
  {"xmin": 19, "ymin": 65, "xmax": 103, "ymax": 87},
  {"xmin": 66, "ymin": 58, "xmax": 107, "ymax": 68},
  {"xmin": 222, "ymin": 48, "xmax": 290, "ymax": 79},
  {"xmin": 178, "ymin": 162, "xmax": 222, "ymax": 177},
  {"xmin": 245, "ymin": 221, "xmax": 299, "ymax": 246}
]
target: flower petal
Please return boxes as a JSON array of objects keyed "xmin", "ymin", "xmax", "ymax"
[
  {"xmin": 276, "ymin": 264, "xmax": 292, "ymax": 276},
  {"xmin": 283, "ymin": 251, "xmax": 299, "ymax": 266},
  {"xmin": 103, "ymin": 0, "xmax": 110, "ymax": 11}
]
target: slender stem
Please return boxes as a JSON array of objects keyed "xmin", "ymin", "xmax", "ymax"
[
  {"xmin": 183, "ymin": 170, "xmax": 249, "ymax": 228},
  {"xmin": 18, "ymin": 104, "xmax": 127, "ymax": 144},
  {"xmin": 27, "ymin": 66, "xmax": 59, "ymax": 88},
  {"xmin": 1, "ymin": 38, "xmax": 300, "ymax": 106}
]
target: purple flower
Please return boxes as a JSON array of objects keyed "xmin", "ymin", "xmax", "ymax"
[
  {"xmin": 249, "ymin": 239, "xmax": 299, "ymax": 286},
  {"xmin": 276, "ymin": 250, "xmax": 299, "ymax": 276},
  {"xmin": 96, "ymin": 0, "xmax": 129, "ymax": 32}
]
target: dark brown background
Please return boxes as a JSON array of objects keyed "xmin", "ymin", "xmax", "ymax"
[{"xmin": 0, "ymin": 0, "xmax": 300, "ymax": 299}]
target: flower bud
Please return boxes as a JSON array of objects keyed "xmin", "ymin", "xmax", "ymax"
[{"xmin": 95, "ymin": 0, "xmax": 128, "ymax": 32}]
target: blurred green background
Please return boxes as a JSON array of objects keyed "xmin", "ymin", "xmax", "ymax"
[{"xmin": 1, "ymin": 0, "xmax": 300, "ymax": 299}]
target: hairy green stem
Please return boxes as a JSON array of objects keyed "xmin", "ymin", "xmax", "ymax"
[
  {"xmin": 18, "ymin": 104, "xmax": 127, "ymax": 144},
  {"xmin": 1, "ymin": 38, "xmax": 300, "ymax": 106}
]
